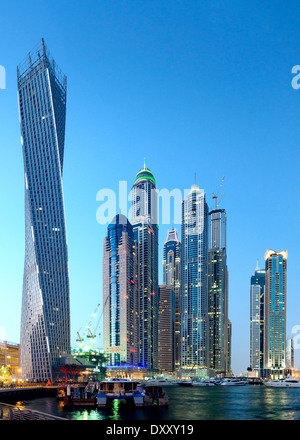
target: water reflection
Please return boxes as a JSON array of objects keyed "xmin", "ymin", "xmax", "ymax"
[{"xmin": 13, "ymin": 386, "xmax": 300, "ymax": 421}]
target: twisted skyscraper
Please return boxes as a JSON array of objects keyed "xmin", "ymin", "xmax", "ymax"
[{"xmin": 18, "ymin": 40, "xmax": 70, "ymax": 381}]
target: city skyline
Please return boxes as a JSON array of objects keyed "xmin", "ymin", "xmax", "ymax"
[{"xmin": 1, "ymin": 1, "xmax": 300, "ymax": 376}]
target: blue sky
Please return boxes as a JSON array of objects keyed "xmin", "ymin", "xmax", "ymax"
[{"xmin": 0, "ymin": 0, "xmax": 300, "ymax": 375}]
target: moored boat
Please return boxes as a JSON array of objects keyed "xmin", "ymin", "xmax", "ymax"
[
  {"xmin": 63, "ymin": 383, "xmax": 98, "ymax": 407},
  {"xmin": 192, "ymin": 378, "xmax": 220, "ymax": 386},
  {"xmin": 177, "ymin": 380, "xmax": 193, "ymax": 387},
  {"xmin": 142, "ymin": 385, "xmax": 168, "ymax": 406},
  {"xmin": 96, "ymin": 379, "xmax": 143, "ymax": 407},
  {"xmin": 142, "ymin": 379, "xmax": 178, "ymax": 386},
  {"xmin": 264, "ymin": 378, "xmax": 300, "ymax": 388},
  {"xmin": 220, "ymin": 378, "xmax": 247, "ymax": 386}
]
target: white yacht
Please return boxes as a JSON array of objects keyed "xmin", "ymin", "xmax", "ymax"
[
  {"xmin": 220, "ymin": 378, "xmax": 247, "ymax": 386},
  {"xmin": 142, "ymin": 378, "xmax": 178, "ymax": 386},
  {"xmin": 192, "ymin": 379, "xmax": 219, "ymax": 387},
  {"xmin": 264, "ymin": 378, "xmax": 300, "ymax": 388}
]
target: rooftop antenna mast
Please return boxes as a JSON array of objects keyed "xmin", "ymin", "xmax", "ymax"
[{"xmin": 212, "ymin": 176, "xmax": 225, "ymax": 210}]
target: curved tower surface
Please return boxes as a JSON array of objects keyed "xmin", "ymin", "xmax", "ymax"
[
  {"xmin": 17, "ymin": 40, "xmax": 70, "ymax": 381},
  {"xmin": 131, "ymin": 164, "xmax": 159, "ymax": 370}
]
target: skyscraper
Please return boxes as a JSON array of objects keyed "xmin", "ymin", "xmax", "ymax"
[
  {"xmin": 264, "ymin": 249, "xmax": 288, "ymax": 378},
  {"xmin": 250, "ymin": 263, "xmax": 265, "ymax": 374},
  {"xmin": 18, "ymin": 40, "xmax": 70, "ymax": 381},
  {"xmin": 207, "ymin": 208, "xmax": 230, "ymax": 374},
  {"xmin": 131, "ymin": 164, "xmax": 159, "ymax": 370},
  {"xmin": 181, "ymin": 184, "xmax": 208, "ymax": 369},
  {"xmin": 103, "ymin": 214, "xmax": 138, "ymax": 366},
  {"xmin": 158, "ymin": 285, "xmax": 175, "ymax": 373},
  {"xmin": 162, "ymin": 229, "xmax": 181, "ymax": 370}
]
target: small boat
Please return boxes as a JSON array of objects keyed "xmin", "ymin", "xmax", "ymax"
[
  {"xmin": 142, "ymin": 385, "xmax": 169, "ymax": 406},
  {"xmin": 220, "ymin": 378, "xmax": 247, "ymax": 386},
  {"xmin": 177, "ymin": 380, "xmax": 193, "ymax": 387},
  {"xmin": 96, "ymin": 379, "xmax": 144, "ymax": 407},
  {"xmin": 264, "ymin": 378, "xmax": 300, "ymax": 388},
  {"xmin": 64, "ymin": 383, "xmax": 98, "ymax": 407}
]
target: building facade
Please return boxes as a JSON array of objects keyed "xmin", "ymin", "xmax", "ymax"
[
  {"xmin": 181, "ymin": 184, "xmax": 208, "ymax": 369},
  {"xmin": 18, "ymin": 40, "xmax": 70, "ymax": 382},
  {"xmin": 207, "ymin": 208, "xmax": 230, "ymax": 375},
  {"xmin": 264, "ymin": 249, "xmax": 288, "ymax": 377},
  {"xmin": 162, "ymin": 229, "xmax": 181, "ymax": 370},
  {"xmin": 250, "ymin": 264, "xmax": 265, "ymax": 374},
  {"xmin": 103, "ymin": 214, "xmax": 138, "ymax": 366},
  {"xmin": 0, "ymin": 340, "xmax": 21, "ymax": 381},
  {"xmin": 131, "ymin": 165, "xmax": 159, "ymax": 370},
  {"xmin": 158, "ymin": 285, "xmax": 175, "ymax": 373}
]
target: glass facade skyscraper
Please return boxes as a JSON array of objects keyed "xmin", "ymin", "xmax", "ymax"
[
  {"xmin": 264, "ymin": 249, "xmax": 288, "ymax": 377},
  {"xmin": 250, "ymin": 264, "xmax": 265, "ymax": 374},
  {"xmin": 158, "ymin": 285, "xmax": 175, "ymax": 373},
  {"xmin": 131, "ymin": 165, "xmax": 159, "ymax": 370},
  {"xmin": 103, "ymin": 214, "xmax": 138, "ymax": 366},
  {"xmin": 17, "ymin": 40, "xmax": 70, "ymax": 381},
  {"xmin": 207, "ymin": 208, "xmax": 230, "ymax": 374},
  {"xmin": 181, "ymin": 184, "xmax": 208, "ymax": 368},
  {"xmin": 162, "ymin": 229, "xmax": 181, "ymax": 370}
]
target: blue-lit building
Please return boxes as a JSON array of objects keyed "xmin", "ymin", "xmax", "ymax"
[
  {"xmin": 131, "ymin": 164, "xmax": 159, "ymax": 370},
  {"xmin": 264, "ymin": 249, "xmax": 288, "ymax": 378},
  {"xmin": 103, "ymin": 214, "xmax": 138, "ymax": 366},
  {"xmin": 18, "ymin": 40, "xmax": 70, "ymax": 381},
  {"xmin": 162, "ymin": 229, "xmax": 181, "ymax": 370},
  {"xmin": 181, "ymin": 184, "xmax": 208, "ymax": 369},
  {"xmin": 250, "ymin": 264, "xmax": 265, "ymax": 375}
]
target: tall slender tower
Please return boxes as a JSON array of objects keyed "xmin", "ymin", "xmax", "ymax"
[
  {"xmin": 158, "ymin": 285, "xmax": 175, "ymax": 373},
  {"xmin": 181, "ymin": 184, "xmax": 208, "ymax": 369},
  {"xmin": 131, "ymin": 164, "xmax": 159, "ymax": 370},
  {"xmin": 264, "ymin": 249, "xmax": 288, "ymax": 378},
  {"xmin": 162, "ymin": 229, "xmax": 181, "ymax": 370},
  {"xmin": 250, "ymin": 263, "xmax": 265, "ymax": 375},
  {"xmin": 207, "ymin": 208, "xmax": 230, "ymax": 374},
  {"xmin": 103, "ymin": 214, "xmax": 138, "ymax": 366},
  {"xmin": 17, "ymin": 40, "xmax": 70, "ymax": 381}
]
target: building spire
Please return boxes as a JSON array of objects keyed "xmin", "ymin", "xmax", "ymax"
[
  {"xmin": 144, "ymin": 157, "xmax": 146, "ymax": 169},
  {"xmin": 255, "ymin": 259, "xmax": 259, "ymax": 272}
]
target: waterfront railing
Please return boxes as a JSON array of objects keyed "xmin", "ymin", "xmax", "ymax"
[{"xmin": 0, "ymin": 402, "xmax": 67, "ymax": 420}]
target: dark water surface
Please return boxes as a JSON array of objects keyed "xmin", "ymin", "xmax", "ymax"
[{"xmin": 14, "ymin": 385, "xmax": 300, "ymax": 420}]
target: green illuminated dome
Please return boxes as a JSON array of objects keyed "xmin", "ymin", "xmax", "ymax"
[{"xmin": 134, "ymin": 165, "xmax": 156, "ymax": 186}]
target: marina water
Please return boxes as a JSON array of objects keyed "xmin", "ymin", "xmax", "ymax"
[{"xmin": 12, "ymin": 385, "xmax": 300, "ymax": 420}]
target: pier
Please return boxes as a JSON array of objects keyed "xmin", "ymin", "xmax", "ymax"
[{"xmin": 0, "ymin": 384, "xmax": 57, "ymax": 401}]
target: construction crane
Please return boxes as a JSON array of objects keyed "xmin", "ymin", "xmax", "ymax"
[
  {"xmin": 86, "ymin": 296, "xmax": 110, "ymax": 349},
  {"xmin": 76, "ymin": 304, "xmax": 101, "ymax": 349},
  {"xmin": 212, "ymin": 176, "xmax": 225, "ymax": 209},
  {"xmin": 76, "ymin": 297, "xmax": 110, "ymax": 351}
]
